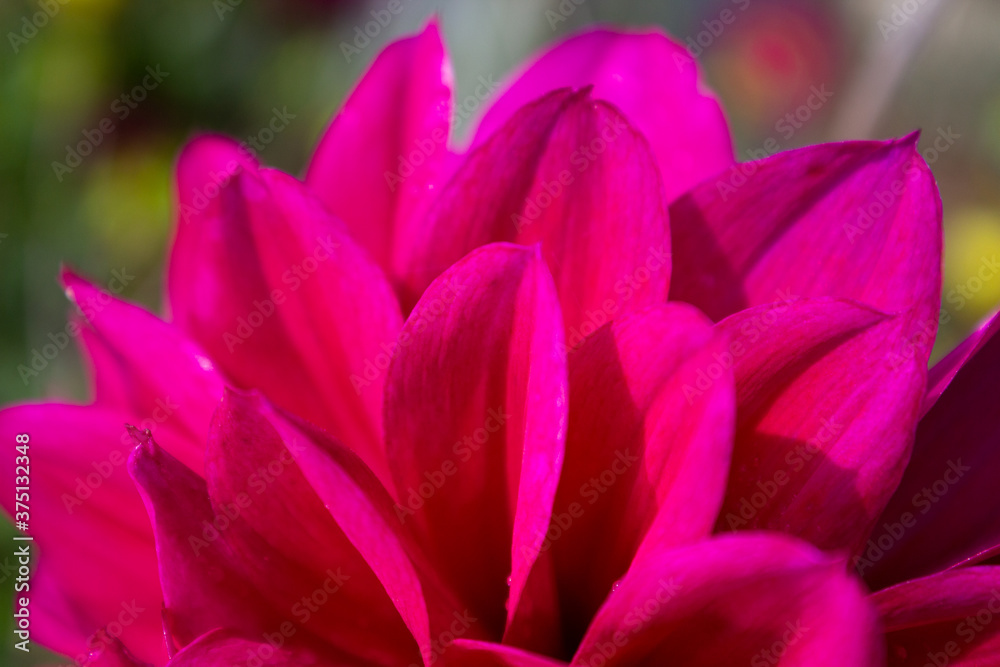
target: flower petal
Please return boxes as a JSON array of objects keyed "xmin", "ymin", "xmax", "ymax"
[
  {"xmin": 713, "ymin": 298, "xmax": 927, "ymax": 556},
  {"xmin": 550, "ymin": 304, "xmax": 735, "ymax": 639},
  {"xmin": 403, "ymin": 89, "xmax": 670, "ymax": 334},
  {"xmin": 574, "ymin": 534, "xmax": 883, "ymax": 666},
  {"xmin": 864, "ymin": 311, "xmax": 1000, "ymax": 589},
  {"xmin": 471, "ymin": 27, "xmax": 733, "ymax": 202},
  {"xmin": 80, "ymin": 634, "xmax": 149, "ymax": 667},
  {"xmin": 441, "ymin": 640, "xmax": 568, "ymax": 666},
  {"xmin": 205, "ymin": 390, "xmax": 421, "ymax": 665},
  {"xmin": 167, "ymin": 150, "xmax": 402, "ymax": 485},
  {"xmin": 670, "ymin": 137, "xmax": 943, "ymax": 342},
  {"xmin": 0, "ymin": 404, "xmax": 164, "ymax": 664},
  {"xmin": 127, "ymin": 427, "xmax": 282, "ymax": 654},
  {"xmin": 385, "ymin": 243, "xmax": 568, "ymax": 639},
  {"xmin": 63, "ymin": 269, "xmax": 221, "ymax": 473},
  {"xmin": 923, "ymin": 310, "xmax": 1000, "ymax": 415},
  {"xmin": 256, "ymin": 398, "xmax": 474, "ymax": 665},
  {"xmin": 306, "ymin": 21, "xmax": 454, "ymax": 284},
  {"xmin": 873, "ymin": 567, "xmax": 1000, "ymax": 666},
  {"xmin": 165, "ymin": 629, "xmax": 345, "ymax": 667}
]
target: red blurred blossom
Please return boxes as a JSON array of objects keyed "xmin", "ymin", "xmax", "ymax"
[{"xmin": 3, "ymin": 20, "xmax": 1000, "ymax": 667}]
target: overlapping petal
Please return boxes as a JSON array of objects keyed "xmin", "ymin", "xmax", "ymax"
[
  {"xmin": 168, "ymin": 145, "xmax": 402, "ymax": 485},
  {"xmin": 385, "ymin": 243, "xmax": 568, "ymax": 640},
  {"xmin": 402, "ymin": 88, "xmax": 670, "ymax": 333},
  {"xmin": 670, "ymin": 137, "xmax": 942, "ymax": 344},
  {"xmin": 575, "ymin": 534, "xmax": 883, "ymax": 666},
  {"xmin": 713, "ymin": 298, "xmax": 928, "ymax": 557},
  {"xmin": 471, "ymin": 27, "xmax": 734, "ymax": 202},
  {"xmin": 873, "ymin": 567, "xmax": 1000, "ymax": 666},
  {"xmin": 864, "ymin": 311, "xmax": 1000, "ymax": 589},
  {"xmin": 306, "ymin": 21, "xmax": 453, "ymax": 286},
  {"xmin": 550, "ymin": 304, "xmax": 735, "ymax": 639}
]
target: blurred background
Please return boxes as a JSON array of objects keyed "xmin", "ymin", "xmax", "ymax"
[{"xmin": 0, "ymin": 0, "xmax": 998, "ymax": 663}]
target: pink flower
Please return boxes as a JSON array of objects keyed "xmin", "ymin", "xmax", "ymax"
[{"xmin": 3, "ymin": 22, "xmax": 999, "ymax": 667}]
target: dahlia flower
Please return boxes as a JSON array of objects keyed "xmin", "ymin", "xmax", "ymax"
[{"xmin": 3, "ymin": 21, "xmax": 1000, "ymax": 667}]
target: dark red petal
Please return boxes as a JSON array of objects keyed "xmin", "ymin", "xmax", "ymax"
[
  {"xmin": 873, "ymin": 567, "xmax": 1000, "ymax": 666},
  {"xmin": 205, "ymin": 390, "xmax": 420, "ymax": 665},
  {"xmin": 306, "ymin": 22, "xmax": 453, "ymax": 284},
  {"xmin": 385, "ymin": 243, "xmax": 568, "ymax": 640},
  {"xmin": 714, "ymin": 298, "xmax": 927, "ymax": 557},
  {"xmin": 401, "ymin": 89, "xmax": 670, "ymax": 332},
  {"xmin": 864, "ymin": 311, "xmax": 1000, "ymax": 589},
  {"xmin": 166, "ymin": 629, "xmax": 346, "ymax": 667},
  {"xmin": 551, "ymin": 304, "xmax": 735, "ymax": 639},
  {"xmin": 441, "ymin": 640, "xmax": 568, "ymax": 666},
  {"xmin": 575, "ymin": 534, "xmax": 883, "ymax": 666}
]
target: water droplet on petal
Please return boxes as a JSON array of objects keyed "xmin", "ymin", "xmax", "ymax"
[{"xmin": 506, "ymin": 575, "xmax": 513, "ymax": 587}]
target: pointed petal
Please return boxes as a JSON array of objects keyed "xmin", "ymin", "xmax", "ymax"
[
  {"xmin": 713, "ymin": 298, "xmax": 928, "ymax": 557},
  {"xmin": 81, "ymin": 634, "xmax": 150, "ymax": 667},
  {"xmin": 923, "ymin": 310, "xmax": 999, "ymax": 415},
  {"xmin": 670, "ymin": 137, "xmax": 943, "ymax": 344},
  {"xmin": 127, "ymin": 427, "xmax": 281, "ymax": 653},
  {"xmin": 575, "ymin": 534, "xmax": 883, "ymax": 666},
  {"xmin": 442, "ymin": 640, "xmax": 568, "ymax": 666},
  {"xmin": 471, "ymin": 27, "xmax": 733, "ymax": 202},
  {"xmin": 873, "ymin": 567, "xmax": 1000, "ymax": 666},
  {"xmin": 864, "ymin": 311, "xmax": 1000, "ymax": 589},
  {"xmin": 256, "ymin": 398, "xmax": 472, "ymax": 665},
  {"xmin": 166, "ymin": 629, "xmax": 344, "ymax": 667},
  {"xmin": 63, "ymin": 269, "xmax": 222, "ymax": 473},
  {"xmin": 205, "ymin": 390, "xmax": 421, "ymax": 665},
  {"xmin": 403, "ymin": 89, "xmax": 670, "ymax": 334},
  {"xmin": 167, "ymin": 149, "xmax": 402, "ymax": 485},
  {"xmin": 551, "ymin": 304, "xmax": 735, "ymax": 637},
  {"xmin": 307, "ymin": 22, "xmax": 454, "ymax": 283},
  {"xmin": 385, "ymin": 243, "xmax": 568, "ymax": 638},
  {"xmin": 0, "ymin": 404, "xmax": 164, "ymax": 664}
]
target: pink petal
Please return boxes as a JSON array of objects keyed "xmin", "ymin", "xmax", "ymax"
[
  {"xmin": 550, "ymin": 304, "xmax": 735, "ymax": 639},
  {"xmin": 167, "ymin": 146, "xmax": 402, "ymax": 486},
  {"xmin": 256, "ymin": 398, "xmax": 475, "ymax": 665},
  {"xmin": 80, "ymin": 634, "xmax": 149, "ymax": 667},
  {"xmin": 471, "ymin": 27, "xmax": 733, "ymax": 202},
  {"xmin": 713, "ymin": 298, "xmax": 927, "ymax": 556},
  {"xmin": 441, "ymin": 640, "xmax": 568, "ymax": 666},
  {"xmin": 306, "ymin": 22, "xmax": 454, "ymax": 286},
  {"xmin": 872, "ymin": 567, "xmax": 1000, "ymax": 666},
  {"xmin": 385, "ymin": 243, "xmax": 568, "ymax": 640},
  {"xmin": 127, "ymin": 427, "xmax": 282, "ymax": 654},
  {"xmin": 205, "ymin": 390, "xmax": 421, "ymax": 665},
  {"xmin": 575, "ymin": 534, "xmax": 883, "ymax": 666},
  {"xmin": 63, "ymin": 269, "xmax": 221, "ymax": 473},
  {"xmin": 863, "ymin": 311, "xmax": 1000, "ymax": 589},
  {"xmin": 402, "ymin": 89, "xmax": 671, "ymax": 336},
  {"xmin": 670, "ymin": 137, "xmax": 943, "ymax": 345},
  {"xmin": 166, "ymin": 629, "xmax": 345, "ymax": 667},
  {"xmin": 0, "ymin": 404, "xmax": 164, "ymax": 664}
]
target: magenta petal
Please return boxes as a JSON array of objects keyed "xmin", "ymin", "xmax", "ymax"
[
  {"xmin": 471, "ymin": 27, "xmax": 733, "ymax": 202},
  {"xmin": 63, "ymin": 269, "xmax": 221, "ymax": 473},
  {"xmin": 713, "ymin": 298, "xmax": 927, "ymax": 556},
  {"xmin": 670, "ymin": 137, "xmax": 943, "ymax": 343},
  {"xmin": 385, "ymin": 243, "xmax": 568, "ymax": 639},
  {"xmin": 80, "ymin": 634, "xmax": 149, "ymax": 667},
  {"xmin": 403, "ymin": 89, "xmax": 670, "ymax": 335},
  {"xmin": 128, "ymin": 427, "xmax": 281, "ymax": 653},
  {"xmin": 864, "ymin": 311, "xmax": 1000, "ymax": 589},
  {"xmin": 441, "ymin": 640, "xmax": 568, "ymax": 666},
  {"xmin": 306, "ymin": 22, "xmax": 453, "ymax": 282},
  {"xmin": 167, "ymin": 148, "xmax": 402, "ymax": 485},
  {"xmin": 551, "ymin": 304, "xmax": 735, "ymax": 638},
  {"xmin": 0, "ymin": 404, "xmax": 164, "ymax": 665},
  {"xmin": 166, "ymin": 629, "xmax": 344, "ymax": 667},
  {"xmin": 575, "ymin": 534, "xmax": 882, "ymax": 666},
  {"xmin": 873, "ymin": 567, "xmax": 1000, "ymax": 666},
  {"xmin": 923, "ymin": 310, "xmax": 1000, "ymax": 415},
  {"xmin": 257, "ymin": 399, "xmax": 473, "ymax": 665},
  {"xmin": 205, "ymin": 390, "xmax": 421, "ymax": 665}
]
